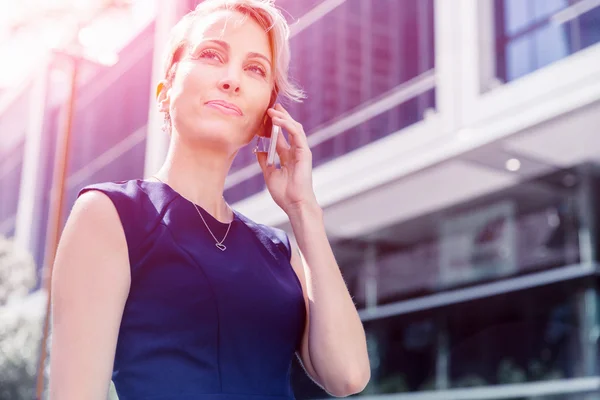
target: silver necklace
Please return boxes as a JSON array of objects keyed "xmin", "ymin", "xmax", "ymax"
[{"xmin": 151, "ymin": 176, "xmax": 232, "ymax": 251}]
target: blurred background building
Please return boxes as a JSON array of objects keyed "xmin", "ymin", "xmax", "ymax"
[{"xmin": 0, "ymin": 0, "xmax": 599, "ymax": 398}]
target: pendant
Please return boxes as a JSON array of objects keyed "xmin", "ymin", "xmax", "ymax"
[{"xmin": 216, "ymin": 243, "xmax": 226, "ymax": 251}]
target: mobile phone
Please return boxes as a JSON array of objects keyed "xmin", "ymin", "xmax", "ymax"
[
  {"xmin": 267, "ymin": 124, "xmax": 279, "ymax": 166},
  {"xmin": 255, "ymin": 125, "xmax": 279, "ymax": 166}
]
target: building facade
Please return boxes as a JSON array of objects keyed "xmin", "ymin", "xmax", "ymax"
[{"xmin": 0, "ymin": 0, "xmax": 599, "ymax": 398}]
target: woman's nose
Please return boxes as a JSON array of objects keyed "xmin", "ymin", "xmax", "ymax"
[{"xmin": 218, "ymin": 69, "xmax": 241, "ymax": 93}]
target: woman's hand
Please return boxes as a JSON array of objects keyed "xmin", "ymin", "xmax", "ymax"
[{"xmin": 255, "ymin": 103, "xmax": 319, "ymax": 215}]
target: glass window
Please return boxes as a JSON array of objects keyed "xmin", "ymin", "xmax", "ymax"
[
  {"xmin": 581, "ymin": 4, "xmax": 600, "ymax": 49},
  {"xmin": 0, "ymin": 80, "xmax": 30, "ymax": 158},
  {"xmin": 467, "ymin": 391, "xmax": 595, "ymax": 400},
  {"xmin": 533, "ymin": 23, "xmax": 570, "ymax": 70},
  {"xmin": 66, "ymin": 137, "xmax": 148, "ymax": 211},
  {"xmin": 292, "ymin": 311, "xmax": 439, "ymax": 398},
  {"xmin": 4, "ymin": 226, "xmax": 15, "ymax": 238},
  {"xmin": 291, "ymin": 355, "xmax": 329, "ymax": 399},
  {"xmin": 336, "ymin": 167, "xmax": 583, "ymax": 306},
  {"xmin": 495, "ymin": 0, "xmax": 600, "ymax": 82},
  {"xmin": 288, "ymin": 166, "xmax": 600, "ymax": 398},
  {"xmin": 224, "ymin": 173, "xmax": 265, "ymax": 204},
  {"xmin": 289, "ymin": 165, "xmax": 600, "ymax": 398},
  {"xmin": 363, "ymin": 312, "xmax": 438, "ymax": 394},
  {"xmin": 68, "ymin": 26, "xmax": 153, "ymax": 175},
  {"xmin": 533, "ymin": 0, "xmax": 568, "ymax": 21},
  {"xmin": 0, "ymin": 81, "xmax": 30, "ymax": 237},
  {"xmin": 504, "ymin": 0, "xmax": 533, "ymax": 35},
  {"xmin": 332, "ymin": 239, "xmax": 370, "ymax": 309},
  {"xmin": 225, "ymin": 0, "xmax": 435, "ymax": 201},
  {"xmin": 0, "ymin": 141, "xmax": 24, "ymax": 230},
  {"xmin": 447, "ymin": 281, "xmax": 583, "ymax": 388},
  {"xmin": 506, "ymin": 34, "xmax": 534, "ymax": 81},
  {"xmin": 524, "ymin": 394, "xmax": 597, "ymax": 400},
  {"xmin": 376, "ymin": 241, "xmax": 439, "ymax": 304},
  {"xmin": 595, "ymin": 173, "xmax": 600, "ymax": 261},
  {"xmin": 311, "ymin": 88, "xmax": 436, "ymax": 168}
]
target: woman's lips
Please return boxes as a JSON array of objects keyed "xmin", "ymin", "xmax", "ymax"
[{"xmin": 205, "ymin": 100, "xmax": 243, "ymax": 116}]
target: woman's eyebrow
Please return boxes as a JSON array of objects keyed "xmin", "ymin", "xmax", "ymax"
[
  {"xmin": 191, "ymin": 38, "xmax": 227, "ymax": 53},
  {"xmin": 247, "ymin": 51, "xmax": 271, "ymax": 65}
]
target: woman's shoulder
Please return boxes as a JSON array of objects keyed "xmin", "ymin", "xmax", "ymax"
[
  {"xmin": 75, "ymin": 179, "xmax": 178, "ymax": 260},
  {"xmin": 77, "ymin": 179, "xmax": 177, "ymax": 208},
  {"xmin": 77, "ymin": 179, "xmax": 144, "ymax": 198},
  {"xmin": 76, "ymin": 178, "xmax": 179, "ymax": 232}
]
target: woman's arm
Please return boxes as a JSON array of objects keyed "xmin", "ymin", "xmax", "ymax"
[
  {"xmin": 49, "ymin": 191, "xmax": 131, "ymax": 400},
  {"xmin": 256, "ymin": 104, "xmax": 370, "ymax": 396},
  {"xmin": 288, "ymin": 203, "xmax": 371, "ymax": 398}
]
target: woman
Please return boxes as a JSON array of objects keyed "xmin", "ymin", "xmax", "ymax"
[{"xmin": 49, "ymin": 0, "xmax": 370, "ymax": 399}]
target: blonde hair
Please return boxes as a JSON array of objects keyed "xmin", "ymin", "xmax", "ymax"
[{"xmin": 161, "ymin": 0, "xmax": 304, "ymax": 106}]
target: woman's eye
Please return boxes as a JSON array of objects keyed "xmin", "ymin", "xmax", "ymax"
[
  {"xmin": 248, "ymin": 65, "xmax": 266, "ymax": 77},
  {"xmin": 198, "ymin": 49, "xmax": 221, "ymax": 61}
]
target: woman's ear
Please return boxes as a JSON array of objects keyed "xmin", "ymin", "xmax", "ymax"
[
  {"xmin": 156, "ymin": 80, "xmax": 170, "ymax": 112},
  {"xmin": 256, "ymin": 93, "xmax": 278, "ymax": 138},
  {"xmin": 269, "ymin": 90, "xmax": 278, "ymax": 109},
  {"xmin": 261, "ymin": 113, "xmax": 273, "ymax": 138},
  {"xmin": 263, "ymin": 92, "xmax": 279, "ymax": 135}
]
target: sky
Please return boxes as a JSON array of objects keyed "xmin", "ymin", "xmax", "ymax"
[{"xmin": 0, "ymin": 0, "xmax": 156, "ymax": 90}]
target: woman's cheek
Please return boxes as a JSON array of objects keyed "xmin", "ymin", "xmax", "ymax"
[{"xmin": 179, "ymin": 66, "xmax": 207, "ymax": 92}]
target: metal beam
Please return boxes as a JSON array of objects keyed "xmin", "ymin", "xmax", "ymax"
[{"xmin": 359, "ymin": 262, "xmax": 599, "ymax": 321}]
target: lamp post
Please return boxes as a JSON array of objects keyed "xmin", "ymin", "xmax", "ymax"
[{"xmin": 35, "ymin": 49, "xmax": 80, "ymax": 399}]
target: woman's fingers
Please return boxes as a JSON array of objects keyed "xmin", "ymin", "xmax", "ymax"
[
  {"xmin": 274, "ymin": 126, "xmax": 291, "ymax": 166},
  {"xmin": 267, "ymin": 105, "xmax": 309, "ymax": 150}
]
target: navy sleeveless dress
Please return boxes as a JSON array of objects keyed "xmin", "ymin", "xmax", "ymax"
[{"xmin": 76, "ymin": 179, "xmax": 307, "ymax": 400}]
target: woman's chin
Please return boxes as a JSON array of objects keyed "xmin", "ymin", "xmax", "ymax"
[
  {"xmin": 176, "ymin": 119, "xmax": 250, "ymax": 148},
  {"xmin": 193, "ymin": 129, "xmax": 247, "ymax": 150}
]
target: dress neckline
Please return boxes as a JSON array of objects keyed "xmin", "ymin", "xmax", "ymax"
[{"xmin": 138, "ymin": 178, "xmax": 238, "ymax": 227}]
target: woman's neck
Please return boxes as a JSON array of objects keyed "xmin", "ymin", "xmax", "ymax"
[{"xmin": 153, "ymin": 137, "xmax": 236, "ymax": 222}]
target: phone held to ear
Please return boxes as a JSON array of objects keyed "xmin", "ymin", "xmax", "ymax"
[
  {"xmin": 267, "ymin": 124, "xmax": 279, "ymax": 166},
  {"xmin": 255, "ymin": 123, "xmax": 280, "ymax": 167}
]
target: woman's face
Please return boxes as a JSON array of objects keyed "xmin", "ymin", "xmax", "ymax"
[{"xmin": 162, "ymin": 10, "xmax": 274, "ymax": 150}]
